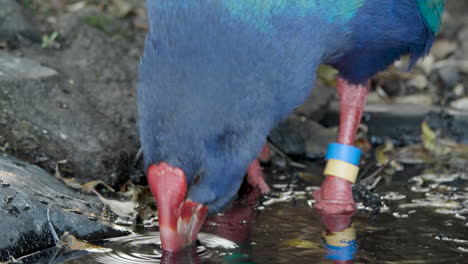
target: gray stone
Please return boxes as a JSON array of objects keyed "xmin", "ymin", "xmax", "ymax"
[
  {"xmin": 0, "ymin": 10, "xmax": 143, "ymax": 185},
  {"xmin": 269, "ymin": 115, "xmax": 337, "ymax": 159},
  {"xmin": 430, "ymin": 40, "xmax": 458, "ymax": 60},
  {"xmin": 322, "ymin": 103, "xmax": 468, "ymax": 145},
  {"xmin": 450, "ymin": 97, "xmax": 468, "ymax": 111},
  {"xmin": 0, "ymin": 154, "xmax": 127, "ymax": 261},
  {"xmin": 437, "ymin": 65, "xmax": 461, "ymax": 89},
  {"xmin": 0, "ymin": 0, "xmax": 40, "ymax": 41},
  {"xmin": 394, "ymin": 94, "xmax": 433, "ymax": 106},
  {"xmin": 0, "ymin": 52, "xmax": 57, "ymax": 80},
  {"xmin": 294, "ymin": 79, "xmax": 334, "ymax": 120},
  {"xmin": 0, "ymin": 71, "xmax": 137, "ymax": 185},
  {"xmin": 406, "ymin": 74, "xmax": 428, "ymax": 90}
]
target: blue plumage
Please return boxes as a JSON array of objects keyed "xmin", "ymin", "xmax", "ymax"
[
  {"xmin": 138, "ymin": 0, "xmax": 443, "ymax": 213},
  {"xmin": 328, "ymin": 0, "xmax": 436, "ymax": 83}
]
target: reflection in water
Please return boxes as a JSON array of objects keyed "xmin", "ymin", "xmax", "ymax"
[
  {"xmin": 320, "ymin": 213, "xmax": 357, "ymax": 264},
  {"xmin": 88, "ymin": 233, "xmax": 236, "ymax": 264},
  {"xmin": 70, "ymin": 186, "xmax": 258, "ymax": 264},
  {"xmin": 26, "ymin": 167, "xmax": 466, "ymax": 263},
  {"xmin": 205, "ymin": 186, "xmax": 260, "ymax": 244}
]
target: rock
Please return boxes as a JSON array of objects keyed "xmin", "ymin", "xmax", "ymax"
[
  {"xmin": 109, "ymin": 0, "xmax": 135, "ymax": 18},
  {"xmin": 450, "ymin": 97, "xmax": 468, "ymax": 111},
  {"xmin": 456, "ymin": 60, "xmax": 468, "ymax": 74},
  {"xmin": 0, "ymin": 52, "xmax": 57, "ymax": 80},
  {"xmin": 437, "ymin": 11, "xmax": 461, "ymax": 40},
  {"xmin": 0, "ymin": 154, "xmax": 127, "ymax": 261},
  {"xmin": 16, "ymin": 247, "xmax": 89, "ymax": 263},
  {"xmin": 0, "ymin": 10, "xmax": 144, "ymax": 185},
  {"xmin": 394, "ymin": 94, "xmax": 433, "ymax": 106},
  {"xmin": 437, "ymin": 65, "xmax": 460, "ymax": 89},
  {"xmin": 458, "ymin": 26, "xmax": 468, "ymax": 54},
  {"xmin": 294, "ymin": 79, "xmax": 334, "ymax": 120},
  {"xmin": 416, "ymin": 54, "xmax": 435, "ymax": 75},
  {"xmin": 0, "ymin": 61, "xmax": 137, "ymax": 185},
  {"xmin": 322, "ymin": 103, "xmax": 468, "ymax": 145},
  {"xmin": 0, "ymin": 0, "xmax": 40, "ymax": 41},
  {"xmin": 453, "ymin": 84, "xmax": 465, "ymax": 97},
  {"xmin": 430, "ymin": 40, "xmax": 458, "ymax": 60},
  {"xmin": 269, "ymin": 115, "xmax": 337, "ymax": 159},
  {"xmin": 457, "ymin": 25, "xmax": 468, "ymax": 45},
  {"xmin": 406, "ymin": 74, "xmax": 428, "ymax": 90}
]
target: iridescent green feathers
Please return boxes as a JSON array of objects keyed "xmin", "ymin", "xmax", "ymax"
[
  {"xmin": 417, "ymin": 0, "xmax": 445, "ymax": 34},
  {"xmin": 221, "ymin": 0, "xmax": 365, "ymax": 32},
  {"xmin": 222, "ymin": 0, "xmax": 445, "ymax": 35}
]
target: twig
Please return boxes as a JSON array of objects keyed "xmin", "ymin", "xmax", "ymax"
[
  {"xmin": 46, "ymin": 208, "xmax": 60, "ymax": 245},
  {"xmin": 132, "ymin": 147, "xmax": 143, "ymax": 167},
  {"xmin": 266, "ymin": 140, "xmax": 307, "ymax": 169},
  {"xmin": 359, "ymin": 149, "xmax": 407, "ymax": 187}
]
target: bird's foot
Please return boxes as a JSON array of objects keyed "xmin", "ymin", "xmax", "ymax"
[
  {"xmin": 313, "ymin": 176, "xmax": 355, "ymax": 214},
  {"xmin": 246, "ymin": 144, "xmax": 271, "ymax": 194},
  {"xmin": 318, "ymin": 210, "xmax": 354, "ymax": 232},
  {"xmin": 247, "ymin": 159, "xmax": 270, "ymax": 194}
]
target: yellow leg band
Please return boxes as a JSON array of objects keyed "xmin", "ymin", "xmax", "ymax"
[
  {"xmin": 324, "ymin": 159, "xmax": 359, "ymax": 183},
  {"xmin": 322, "ymin": 226, "xmax": 356, "ymax": 247}
]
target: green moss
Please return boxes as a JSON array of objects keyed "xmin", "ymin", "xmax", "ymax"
[
  {"xmin": 18, "ymin": 0, "xmax": 33, "ymax": 9},
  {"xmin": 83, "ymin": 15, "xmax": 131, "ymax": 37}
]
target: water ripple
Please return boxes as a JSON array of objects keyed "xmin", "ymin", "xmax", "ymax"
[{"xmin": 88, "ymin": 232, "xmax": 236, "ymax": 264}]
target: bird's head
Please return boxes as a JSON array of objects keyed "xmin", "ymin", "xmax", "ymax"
[
  {"xmin": 140, "ymin": 126, "xmax": 257, "ymax": 251},
  {"xmin": 146, "ymin": 162, "xmax": 207, "ymax": 251},
  {"xmin": 138, "ymin": 1, "xmax": 275, "ymax": 251}
]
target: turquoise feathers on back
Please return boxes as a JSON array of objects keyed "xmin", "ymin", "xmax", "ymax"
[
  {"xmin": 417, "ymin": 0, "xmax": 445, "ymax": 34},
  {"xmin": 221, "ymin": 0, "xmax": 365, "ymax": 32}
]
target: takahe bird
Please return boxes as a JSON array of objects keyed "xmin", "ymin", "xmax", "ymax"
[{"xmin": 138, "ymin": 0, "xmax": 445, "ymax": 251}]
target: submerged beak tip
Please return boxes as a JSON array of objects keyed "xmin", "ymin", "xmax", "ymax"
[{"xmin": 146, "ymin": 163, "xmax": 208, "ymax": 251}]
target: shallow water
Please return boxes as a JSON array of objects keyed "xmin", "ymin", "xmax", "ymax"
[{"xmin": 20, "ymin": 166, "xmax": 468, "ymax": 264}]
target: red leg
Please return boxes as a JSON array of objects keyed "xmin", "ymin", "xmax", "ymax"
[
  {"xmin": 313, "ymin": 78, "xmax": 369, "ymax": 214},
  {"xmin": 258, "ymin": 143, "xmax": 270, "ymax": 163},
  {"xmin": 246, "ymin": 144, "xmax": 270, "ymax": 194},
  {"xmin": 247, "ymin": 159, "xmax": 270, "ymax": 194}
]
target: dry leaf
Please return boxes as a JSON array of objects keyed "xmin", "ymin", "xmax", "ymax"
[
  {"xmin": 55, "ymin": 160, "xmax": 114, "ymax": 193},
  {"xmin": 375, "ymin": 139, "xmax": 403, "ymax": 170},
  {"xmin": 92, "ymin": 189, "xmax": 137, "ymax": 218},
  {"xmin": 60, "ymin": 232, "xmax": 112, "ymax": 253},
  {"xmin": 395, "ymin": 145, "xmax": 432, "ymax": 164},
  {"xmin": 81, "ymin": 180, "xmax": 115, "ymax": 193},
  {"xmin": 283, "ymin": 239, "xmax": 321, "ymax": 249},
  {"xmin": 317, "ymin": 64, "xmax": 338, "ymax": 87},
  {"xmin": 421, "ymin": 122, "xmax": 452, "ymax": 156}
]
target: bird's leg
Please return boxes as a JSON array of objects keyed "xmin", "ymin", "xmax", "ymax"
[
  {"xmin": 246, "ymin": 144, "xmax": 270, "ymax": 194},
  {"xmin": 258, "ymin": 143, "xmax": 270, "ymax": 163},
  {"xmin": 313, "ymin": 78, "xmax": 369, "ymax": 214},
  {"xmin": 321, "ymin": 213, "xmax": 357, "ymax": 263},
  {"xmin": 336, "ymin": 78, "xmax": 369, "ymax": 146}
]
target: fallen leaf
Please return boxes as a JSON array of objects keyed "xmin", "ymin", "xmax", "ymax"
[
  {"xmin": 421, "ymin": 122, "xmax": 457, "ymax": 156},
  {"xmin": 92, "ymin": 189, "xmax": 137, "ymax": 218},
  {"xmin": 55, "ymin": 160, "xmax": 115, "ymax": 193},
  {"xmin": 395, "ymin": 145, "xmax": 433, "ymax": 164},
  {"xmin": 283, "ymin": 239, "xmax": 321, "ymax": 249},
  {"xmin": 60, "ymin": 232, "xmax": 112, "ymax": 253},
  {"xmin": 317, "ymin": 64, "xmax": 338, "ymax": 87},
  {"xmin": 375, "ymin": 139, "xmax": 404, "ymax": 171},
  {"xmin": 81, "ymin": 180, "xmax": 115, "ymax": 193}
]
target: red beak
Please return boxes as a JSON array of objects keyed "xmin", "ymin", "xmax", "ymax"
[{"xmin": 147, "ymin": 163, "xmax": 208, "ymax": 251}]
